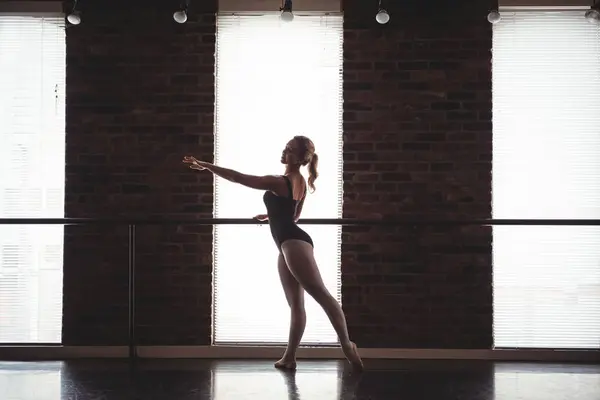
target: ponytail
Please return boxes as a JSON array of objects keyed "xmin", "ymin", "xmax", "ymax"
[{"xmin": 307, "ymin": 153, "xmax": 319, "ymax": 193}]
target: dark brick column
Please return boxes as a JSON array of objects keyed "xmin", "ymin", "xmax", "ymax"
[
  {"xmin": 62, "ymin": 0, "xmax": 217, "ymax": 345},
  {"xmin": 341, "ymin": 0, "xmax": 493, "ymax": 348}
]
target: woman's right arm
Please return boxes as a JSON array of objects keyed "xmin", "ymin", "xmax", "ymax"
[
  {"xmin": 294, "ymin": 182, "xmax": 308, "ymax": 222},
  {"xmin": 293, "ymin": 197, "xmax": 305, "ymax": 223}
]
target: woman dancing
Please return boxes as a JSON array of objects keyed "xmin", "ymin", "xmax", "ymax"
[{"xmin": 182, "ymin": 135, "xmax": 363, "ymax": 371}]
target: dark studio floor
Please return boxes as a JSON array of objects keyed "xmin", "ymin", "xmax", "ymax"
[{"xmin": 1, "ymin": 359, "xmax": 599, "ymax": 400}]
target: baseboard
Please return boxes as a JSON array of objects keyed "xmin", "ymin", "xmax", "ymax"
[
  {"xmin": 0, "ymin": 346, "xmax": 128, "ymax": 360},
  {"xmin": 137, "ymin": 346, "xmax": 600, "ymax": 362},
  {"xmin": 1, "ymin": 345, "xmax": 599, "ymax": 362}
]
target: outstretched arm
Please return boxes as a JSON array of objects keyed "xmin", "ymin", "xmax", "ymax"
[{"xmin": 184, "ymin": 157, "xmax": 288, "ymax": 195}]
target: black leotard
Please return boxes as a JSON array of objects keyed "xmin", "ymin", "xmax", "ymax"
[{"xmin": 263, "ymin": 175, "xmax": 314, "ymax": 251}]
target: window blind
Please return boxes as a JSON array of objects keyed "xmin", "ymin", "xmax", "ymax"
[
  {"xmin": 492, "ymin": 10, "xmax": 600, "ymax": 349},
  {"xmin": 0, "ymin": 15, "xmax": 66, "ymax": 343},
  {"xmin": 213, "ymin": 13, "xmax": 344, "ymax": 345}
]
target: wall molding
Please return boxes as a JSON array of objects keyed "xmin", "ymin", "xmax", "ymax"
[
  {"xmin": 1, "ymin": 346, "xmax": 598, "ymax": 362},
  {"xmin": 0, "ymin": 346, "xmax": 127, "ymax": 360},
  {"xmin": 0, "ymin": 1, "xmax": 63, "ymax": 15},
  {"xmin": 219, "ymin": 0, "xmax": 341, "ymax": 12},
  {"xmin": 499, "ymin": 0, "xmax": 590, "ymax": 6}
]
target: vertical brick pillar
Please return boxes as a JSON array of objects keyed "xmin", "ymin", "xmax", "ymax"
[
  {"xmin": 341, "ymin": 0, "xmax": 493, "ymax": 348},
  {"xmin": 63, "ymin": 0, "xmax": 217, "ymax": 345}
]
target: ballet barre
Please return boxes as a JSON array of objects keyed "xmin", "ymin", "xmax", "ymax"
[
  {"xmin": 1, "ymin": 217, "xmax": 599, "ymax": 225},
  {"xmin": 1, "ymin": 217, "xmax": 599, "ymax": 361}
]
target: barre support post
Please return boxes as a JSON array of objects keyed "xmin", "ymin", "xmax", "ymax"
[{"xmin": 128, "ymin": 224, "xmax": 137, "ymax": 360}]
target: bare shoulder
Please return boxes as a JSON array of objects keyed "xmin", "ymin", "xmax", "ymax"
[
  {"xmin": 264, "ymin": 174, "xmax": 289, "ymax": 197},
  {"xmin": 265, "ymin": 174, "xmax": 288, "ymax": 185}
]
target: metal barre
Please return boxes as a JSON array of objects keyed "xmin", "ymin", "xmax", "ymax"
[
  {"xmin": 0, "ymin": 218, "xmax": 600, "ymax": 226},
  {"xmin": 2, "ymin": 217, "xmax": 600, "ymax": 360}
]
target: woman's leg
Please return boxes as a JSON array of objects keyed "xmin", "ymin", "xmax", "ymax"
[
  {"xmin": 275, "ymin": 252, "xmax": 306, "ymax": 370},
  {"xmin": 281, "ymin": 239, "xmax": 363, "ymax": 371}
]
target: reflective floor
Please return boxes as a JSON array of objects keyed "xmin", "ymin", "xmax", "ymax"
[{"xmin": 0, "ymin": 359, "xmax": 599, "ymax": 399}]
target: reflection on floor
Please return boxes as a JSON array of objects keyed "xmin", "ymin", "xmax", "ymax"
[{"xmin": 0, "ymin": 359, "xmax": 599, "ymax": 399}]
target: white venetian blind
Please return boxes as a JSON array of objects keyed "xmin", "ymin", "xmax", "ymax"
[
  {"xmin": 492, "ymin": 9, "xmax": 600, "ymax": 349},
  {"xmin": 213, "ymin": 13, "xmax": 344, "ymax": 345},
  {"xmin": 0, "ymin": 15, "xmax": 66, "ymax": 343}
]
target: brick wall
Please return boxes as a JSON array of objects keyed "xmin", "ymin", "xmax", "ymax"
[
  {"xmin": 63, "ymin": 0, "xmax": 217, "ymax": 345},
  {"xmin": 62, "ymin": 0, "xmax": 493, "ymax": 348},
  {"xmin": 341, "ymin": 0, "xmax": 493, "ymax": 348}
]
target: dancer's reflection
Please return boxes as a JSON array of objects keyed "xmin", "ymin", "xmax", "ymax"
[
  {"xmin": 278, "ymin": 364, "xmax": 362, "ymax": 400},
  {"xmin": 279, "ymin": 370, "xmax": 300, "ymax": 400},
  {"xmin": 338, "ymin": 368, "xmax": 362, "ymax": 400}
]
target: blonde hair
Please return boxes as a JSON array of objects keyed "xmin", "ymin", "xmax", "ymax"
[{"xmin": 293, "ymin": 135, "xmax": 318, "ymax": 193}]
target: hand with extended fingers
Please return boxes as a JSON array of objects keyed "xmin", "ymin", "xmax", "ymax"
[{"xmin": 182, "ymin": 155, "xmax": 207, "ymax": 171}]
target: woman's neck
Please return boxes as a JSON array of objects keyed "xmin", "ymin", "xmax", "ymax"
[{"xmin": 285, "ymin": 164, "xmax": 300, "ymax": 175}]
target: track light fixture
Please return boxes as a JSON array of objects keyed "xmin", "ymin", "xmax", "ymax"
[
  {"xmin": 487, "ymin": 0, "xmax": 501, "ymax": 24},
  {"xmin": 487, "ymin": 10, "xmax": 501, "ymax": 24},
  {"xmin": 66, "ymin": 0, "xmax": 81, "ymax": 25},
  {"xmin": 174, "ymin": 0, "xmax": 190, "ymax": 24},
  {"xmin": 375, "ymin": 0, "xmax": 390, "ymax": 25},
  {"xmin": 585, "ymin": 1, "xmax": 600, "ymax": 24},
  {"xmin": 280, "ymin": 0, "xmax": 294, "ymax": 23}
]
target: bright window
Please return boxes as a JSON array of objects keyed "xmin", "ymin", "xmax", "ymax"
[
  {"xmin": 0, "ymin": 15, "xmax": 66, "ymax": 343},
  {"xmin": 492, "ymin": 9, "xmax": 600, "ymax": 349},
  {"xmin": 213, "ymin": 14, "xmax": 344, "ymax": 345}
]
